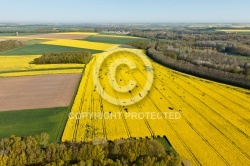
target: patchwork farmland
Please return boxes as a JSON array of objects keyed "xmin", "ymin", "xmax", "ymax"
[
  {"xmin": 0, "ymin": 32, "xmax": 249, "ymax": 165},
  {"xmin": 0, "ymin": 32, "xmax": 148, "ymax": 142}
]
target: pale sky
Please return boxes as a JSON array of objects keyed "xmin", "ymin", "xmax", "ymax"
[{"xmin": 0, "ymin": 0, "xmax": 249, "ymax": 23}]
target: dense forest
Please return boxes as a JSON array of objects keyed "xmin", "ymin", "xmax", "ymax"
[
  {"xmin": 0, "ymin": 40, "xmax": 25, "ymax": 52},
  {"xmin": 0, "ymin": 133, "xmax": 180, "ymax": 166},
  {"xmin": 127, "ymin": 30, "xmax": 250, "ymax": 89},
  {"xmin": 32, "ymin": 52, "xmax": 92, "ymax": 64}
]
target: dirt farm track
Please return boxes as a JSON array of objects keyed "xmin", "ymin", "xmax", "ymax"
[{"xmin": 0, "ymin": 74, "xmax": 81, "ymax": 112}]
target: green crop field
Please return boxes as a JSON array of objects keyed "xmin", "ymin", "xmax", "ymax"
[
  {"xmin": 0, "ymin": 33, "xmax": 42, "ymax": 36},
  {"xmin": 84, "ymin": 36, "xmax": 149, "ymax": 44},
  {"xmin": 0, "ymin": 107, "xmax": 68, "ymax": 142},
  {"xmin": 0, "ymin": 33, "xmax": 16, "ymax": 36},
  {"xmin": 0, "ymin": 44, "xmax": 102, "ymax": 55},
  {"xmin": 154, "ymin": 137, "xmax": 173, "ymax": 151}
]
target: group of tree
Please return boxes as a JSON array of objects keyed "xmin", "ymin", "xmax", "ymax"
[
  {"xmin": 192, "ymin": 41, "xmax": 250, "ymax": 57},
  {"xmin": 126, "ymin": 40, "xmax": 149, "ymax": 50},
  {"xmin": 0, "ymin": 40, "xmax": 25, "ymax": 52},
  {"xmin": 0, "ymin": 133, "xmax": 180, "ymax": 166},
  {"xmin": 126, "ymin": 39, "xmax": 250, "ymax": 89},
  {"xmin": 32, "ymin": 52, "xmax": 92, "ymax": 64},
  {"xmin": 155, "ymin": 41, "xmax": 250, "ymax": 74}
]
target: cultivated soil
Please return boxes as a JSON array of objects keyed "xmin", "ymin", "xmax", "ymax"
[
  {"xmin": 0, "ymin": 74, "xmax": 81, "ymax": 112},
  {"xmin": 27, "ymin": 33, "xmax": 92, "ymax": 39}
]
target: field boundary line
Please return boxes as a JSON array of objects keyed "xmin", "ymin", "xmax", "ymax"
[{"xmin": 56, "ymin": 65, "xmax": 87, "ymax": 142}]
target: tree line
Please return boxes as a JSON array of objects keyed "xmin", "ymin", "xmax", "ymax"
[
  {"xmin": 32, "ymin": 52, "xmax": 92, "ymax": 64},
  {"xmin": 0, "ymin": 133, "xmax": 180, "ymax": 166},
  {"xmin": 126, "ymin": 40, "xmax": 250, "ymax": 89},
  {"xmin": 0, "ymin": 40, "xmax": 25, "ymax": 52}
]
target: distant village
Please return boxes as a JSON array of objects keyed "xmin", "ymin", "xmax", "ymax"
[{"xmin": 101, "ymin": 30, "xmax": 130, "ymax": 35}]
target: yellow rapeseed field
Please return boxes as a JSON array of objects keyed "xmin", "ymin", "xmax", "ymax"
[
  {"xmin": 0, "ymin": 69, "xmax": 83, "ymax": 77},
  {"xmin": 217, "ymin": 29, "xmax": 250, "ymax": 33},
  {"xmin": 0, "ymin": 55, "xmax": 84, "ymax": 77},
  {"xmin": 62, "ymin": 48, "xmax": 250, "ymax": 165},
  {"xmin": 41, "ymin": 39, "xmax": 118, "ymax": 51}
]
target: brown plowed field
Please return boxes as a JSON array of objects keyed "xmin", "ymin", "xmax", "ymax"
[
  {"xmin": 0, "ymin": 74, "xmax": 81, "ymax": 112},
  {"xmin": 27, "ymin": 33, "xmax": 91, "ymax": 39}
]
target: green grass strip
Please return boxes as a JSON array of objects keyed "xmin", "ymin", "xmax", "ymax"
[
  {"xmin": 55, "ymin": 65, "xmax": 87, "ymax": 142},
  {"xmin": 0, "ymin": 107, "xmax": 68, "ymax": 143},
  {"xmin": 0, "ymin": 44, "xmax": 102, "ymax": 55}
]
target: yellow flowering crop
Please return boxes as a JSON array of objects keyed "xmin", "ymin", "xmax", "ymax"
[
  {"xmin": 62, "ymin": 49, "xmax": 250, "ymax": 165},
  {"xmin": 217, "ymin": 29, "xmax": 250, "ymax": 33},
  {"xmin": 0, "ymin": 55, "xmax": 84, "ymax": 77},
  {"xmin": 41, "ymin": 39, "xmax": 118, "ymax": 51}
]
